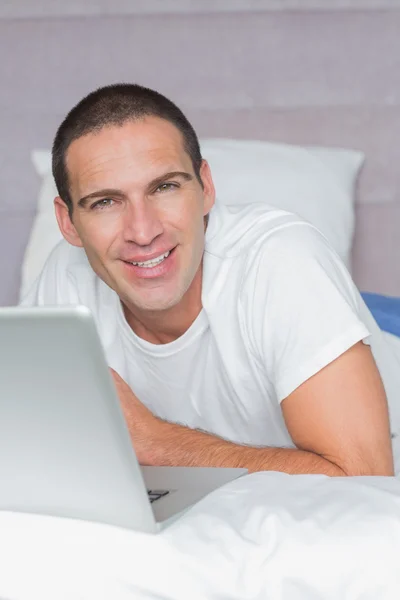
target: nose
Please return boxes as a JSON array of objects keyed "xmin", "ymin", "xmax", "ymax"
[{"xmin": 121, "ymin": 198, "xmax": 164, "ymax": 247}]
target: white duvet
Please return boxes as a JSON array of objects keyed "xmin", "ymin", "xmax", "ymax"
[
  {"xmin": 1, "ymin": 331, "xmax": 400, "ymax": 600},
  {"xmin": 1, "ymin": 472, "xmax": 400, "ymax": 600}
]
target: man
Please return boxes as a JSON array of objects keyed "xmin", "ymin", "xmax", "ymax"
[{"xmin": 22, "ymin": 83, "xmax": 395, "ymax": 476}]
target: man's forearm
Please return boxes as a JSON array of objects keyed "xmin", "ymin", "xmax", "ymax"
[{"xmin": 148, "ymin": 419, "xmax": 346, "ymax": 476}]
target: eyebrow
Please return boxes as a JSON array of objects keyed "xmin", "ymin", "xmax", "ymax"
[{"xmin": 77, "ymin": 171, "xmax": 194, "ymax": 208}]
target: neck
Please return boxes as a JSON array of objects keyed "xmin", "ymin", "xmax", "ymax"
[{"xmin": 122, "ymin": 263, "xmax": 203, "ymax": 345}]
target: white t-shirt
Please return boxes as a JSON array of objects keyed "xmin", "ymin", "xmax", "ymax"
[{"xmin": 21, "ymin": 202, "xmax": 400, "ymax": 450}]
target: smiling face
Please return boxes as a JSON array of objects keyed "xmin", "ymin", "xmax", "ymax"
[{"xmin": 54, "ymin": 117, "xmax": 215, "ymax": 320}]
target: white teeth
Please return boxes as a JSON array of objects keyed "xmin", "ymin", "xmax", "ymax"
[{"xmin": 131, "ymin": 251, "xmax": 170, "ymax": 268}]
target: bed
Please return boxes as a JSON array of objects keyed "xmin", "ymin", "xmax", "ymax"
[{"xmin": 2, "ymin": 3, "xmax": 400, "ymax": 598}]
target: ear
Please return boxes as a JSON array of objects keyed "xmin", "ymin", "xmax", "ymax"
[
  {"xmin": 199, "ymin": 160, "xmax": 216, "ymax": 216},
  {"xmin": 54, "ymin": 196, "xmax": 84, "ymax": 248}
]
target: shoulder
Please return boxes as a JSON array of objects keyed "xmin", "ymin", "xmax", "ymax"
[
  {"xmin": 206, "ymin": 201, "xmax": 344, "ymax": 276},
  {"xmin": 249, "ymin": 217, "xmax": 343, "ymax": 272},
  {"xmin": 240, "ymin": 215, "xmax": 356, "ymax": 306},
  {"xmin": 20, "ymin": 239, "xmax": 97, "ymax": 306},
  {"xmin": 45, "ymin": 238, "xmax": 89, "ymax": 268},
  {"xmin": 205, "ymin": 201, "xmax": 318, "ymax": 259},
  {"xmin": 203, "ymin": 201, "xmax": 356, "ymax": 307},
  {"xmin": 233, "ymin": 205, "xmax": 362, "ymax": 334},
  {"xmin": 41, "ymin": 239, "xmax": 96, "ymax": 289}
]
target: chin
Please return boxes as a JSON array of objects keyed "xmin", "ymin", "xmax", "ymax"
[{"xmin": 123, "ymin": 289, "xmax": 183, "ymax": 313}]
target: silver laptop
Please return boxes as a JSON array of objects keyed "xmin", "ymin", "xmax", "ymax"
[{"xmin": 0, "ymin": 306, "xmax": 246, "ymax": 533}]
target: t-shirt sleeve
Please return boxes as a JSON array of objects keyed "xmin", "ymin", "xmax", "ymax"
[{"xmin": 240, "ymin": 222, "xmax": 371, "ymax": 403}]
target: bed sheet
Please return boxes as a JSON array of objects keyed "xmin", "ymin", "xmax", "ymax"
[
  {"xmin": 362, "ymin": 293, "xmax": 400, "ymax": 338},
  {"xmin": 0, "ymin": 471, "xmax": 400, "ymax": 600},
  {"xmin": 375, "ymin": 332, "xmax": 400, "ymax": 470}
]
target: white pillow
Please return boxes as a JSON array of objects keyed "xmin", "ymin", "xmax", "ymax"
[
  {"xmin": 202, "ymin": 139, "xmax": 363, "ymax": 269},
  {"xmin": 21, "ymin": 140, "xmax": 364, "ymax": 301}
]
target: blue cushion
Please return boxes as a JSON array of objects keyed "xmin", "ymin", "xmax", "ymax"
[{"xmin": 361, "ymin": 292, "xmax": 400, "ymax": 338}]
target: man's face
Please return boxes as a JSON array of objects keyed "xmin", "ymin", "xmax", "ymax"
[{"xmin": 55, "ymin": 117, "xmax": 215, "ymax": 314}]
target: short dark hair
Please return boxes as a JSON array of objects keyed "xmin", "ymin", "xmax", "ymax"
[{"xmin": 52, "ymin": 83, "xmax": 203, "ymax": 218}]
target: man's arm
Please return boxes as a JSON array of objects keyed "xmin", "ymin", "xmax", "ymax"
[
  {"xmin": 281, "ymin": 340, "xmax": 394, "ymax": 476},
  {"xmin": 141, "ymin": 420, "xmax": 348, "ymax": 475},
  {"xmin": 111, "ymin": 341, "xmax": 394, "ymax": 477}
]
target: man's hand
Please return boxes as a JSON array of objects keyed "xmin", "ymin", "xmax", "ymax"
[{"xmin": 109, "ymin": 368, "xmax": 163, "ymax": 465}]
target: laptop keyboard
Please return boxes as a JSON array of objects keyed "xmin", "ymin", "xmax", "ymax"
[{"xmin": 147, "ymin": 489, "xmax": 170, "ymax": 503}]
